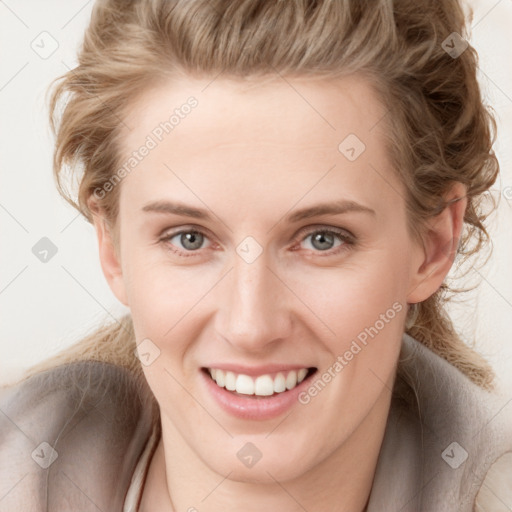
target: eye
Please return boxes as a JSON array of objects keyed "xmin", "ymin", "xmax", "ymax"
[
  {"xmin": 160, "ymin": 228, "xmax": 212, "ymax": 257},
  {"xmin": 159, "ymin": 225, "xmax": 355, "ymax": 258},
  {"xmin": 294, "ymin": 226, "xmax": 354, "ymax": 255}
]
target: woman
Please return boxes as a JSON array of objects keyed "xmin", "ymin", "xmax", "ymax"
[{"xmin": 1, "ymin": 0, "xmax": 511, "ymax": 510}]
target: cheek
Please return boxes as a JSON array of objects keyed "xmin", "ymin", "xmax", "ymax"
[
  {"xmin": 123, "ymin": 248, "xmax": 219, "ymax": 355},
  {"xmin": 286, "ymin": 258, "xmax": 406, "ymax": 336},
  {"xmin": 123, "ymin": 235, "xmax": 409, "ymax": 347},
  {"xmin": 128, "ymin": 269, "xmax": 199, "ymax": 334}
]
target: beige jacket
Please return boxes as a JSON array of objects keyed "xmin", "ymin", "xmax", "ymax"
[{"xmin": 0, "ymin": 333, "xmax": 511, "ymax": 511}]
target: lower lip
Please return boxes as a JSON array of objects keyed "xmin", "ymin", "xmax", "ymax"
[{"xmin": 200, "ymin": 369, "xmax": 316, "ymax": 421}]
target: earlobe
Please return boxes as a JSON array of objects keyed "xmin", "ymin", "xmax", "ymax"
[
  {"xmin": 407, "ymin": 182, "xmax": 467, "ymax": 304},
  {"xmin": 89, "ymin": 203, "xmax": 129, "ymax": 307}
]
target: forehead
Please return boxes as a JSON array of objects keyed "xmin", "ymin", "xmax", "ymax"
[
  {"xmin": 116, "ymin": 74, "xmax": 402, "ymax": 220},
  {"xmin": 120, "ymin": 74, "xmax": 387, "ymax": 151}
]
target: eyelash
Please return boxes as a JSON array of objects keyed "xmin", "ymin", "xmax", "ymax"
[{"xmin": 159, "ymin": 225, "xmax": 355, "ymax": 258}]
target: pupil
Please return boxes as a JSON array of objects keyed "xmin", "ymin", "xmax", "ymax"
[
  {"xmin": 182, "ymin": 232, "xmax": 202, "ymax": 250},
  {"xmin": 313, "ymin": 232, "xmax": 333, "ymax": 250}
]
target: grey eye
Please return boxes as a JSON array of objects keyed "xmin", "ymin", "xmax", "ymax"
[
  {"xmin": 302, "ymin": 231, "xmax": 344, "ymax": 252},
  {"xmin": 177, "ymin": 231, "xmax": 205, "ymax": 251},
  {"xmin": 309, "ymin": 232, "xmax": 336, "ymax": 251}
]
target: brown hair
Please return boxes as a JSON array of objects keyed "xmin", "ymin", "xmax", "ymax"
[{"xmin": 25, "ymin": 0, "xmax": 500, "ymax": 390}]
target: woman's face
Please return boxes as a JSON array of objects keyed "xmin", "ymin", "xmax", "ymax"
[{"xmin": 97, "ymin": 74, "xmax": 439, "ymax": 482}]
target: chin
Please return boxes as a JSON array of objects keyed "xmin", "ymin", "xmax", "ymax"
[{"xmin": 203, "ymin": 444, "xmax": 311, "ymax": 484}]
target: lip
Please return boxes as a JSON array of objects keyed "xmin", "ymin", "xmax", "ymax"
[{"xmin": 199, "ymin": 367, "xmax": 317, "ymax": 421}]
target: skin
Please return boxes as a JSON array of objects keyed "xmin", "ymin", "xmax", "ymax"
[{"xmin": 89, "ymin": 74, "xmax": 467, "ymax": 511}]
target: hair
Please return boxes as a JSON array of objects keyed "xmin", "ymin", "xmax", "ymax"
[{"xmin": 22, "ymin": 0, "xmax": 501, "ymax": 391}]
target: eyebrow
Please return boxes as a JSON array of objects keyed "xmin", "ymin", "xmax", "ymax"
[{"xmin": 141, "ymin": 199, "xmax": 376, "ymax": 222}]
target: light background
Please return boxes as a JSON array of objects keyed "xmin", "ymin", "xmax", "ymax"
[{"xmin": 1, "ymin": 0, "xmax": 511, "ymax": 393}]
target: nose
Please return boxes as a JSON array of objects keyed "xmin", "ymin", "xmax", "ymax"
[{"xmin": 215, "ymin": 251, "xmax": 292, "ymax": 354}]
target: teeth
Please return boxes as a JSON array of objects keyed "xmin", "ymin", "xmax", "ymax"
[
  {"xmin": 254, "ymin": 375, "xmax": 274, "ymax": 396},
  {"xmin": 274, "ymin": 372, "xmax": 286, "ymax": 393},
  {"xmin": 208, "ymin": 367, "xmax": 311, "ymax": 396},
  {"xmin": 285, "ymin": 371, "xmax": 297, "ymax": 390},
  {"xmin": 225, "ymin": 371, "xmax": 237, "ymax": 391},
  {"xmin": 236, "ymin": 374, "xmax": 255, "ymax": 395}
]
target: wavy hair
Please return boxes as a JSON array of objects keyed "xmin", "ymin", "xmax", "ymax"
[{"xmin": 23, "ymin": 0, "xmax": 500, "ymax": 390}]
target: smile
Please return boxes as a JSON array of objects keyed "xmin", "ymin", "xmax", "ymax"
[{"xmin": 204, "ymin": 367, "xmax": 317, "ymax": 397}]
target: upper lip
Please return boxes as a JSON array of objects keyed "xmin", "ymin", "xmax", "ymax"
[{"xmin": 202, "ymin": 364, "xmax": 316, "ymax": 377}]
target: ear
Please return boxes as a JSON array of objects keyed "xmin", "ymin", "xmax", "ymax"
[
  {"xmin": 407, "ymin": 181, "xmax": 467, "ymax": 304},
  {"xmin": 88, "ymin": 199, "xmax": 129, "ymax": 307}
]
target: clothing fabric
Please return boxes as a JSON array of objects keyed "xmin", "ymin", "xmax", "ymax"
[
  {"xmin": 366, "ymin": 334, "xmax": 512, "ymax": 511},
  {"xmin": 123, "ymin": 421, "xmax": 160, "ymax": 512},
  {"xmin": 0, "ymin": 332, "xmax": 511, "ymax": 511}
]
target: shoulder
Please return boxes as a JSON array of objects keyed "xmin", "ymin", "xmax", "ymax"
[
  {"xmin": 474, "ymin": 451, "xmax": 512, "ymax": 511},
  {"xmin": 368, "ymin": 333, "xmax": 512, "ymax": 511},
  {"xmin": 401, "ymin": 334, "xmax": 512, "ymax": 511},
  {"xmin": 0, "ymin": 360, "xmax": 158, "ymax": 510},
  {"xmin": 0, "ymin": 360, "xmax": 153, "ymax": 433}
]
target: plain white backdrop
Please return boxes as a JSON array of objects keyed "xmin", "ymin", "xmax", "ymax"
[{"xmin": 1, "ymin": 0, "xmax": 511, "ymax": 393}]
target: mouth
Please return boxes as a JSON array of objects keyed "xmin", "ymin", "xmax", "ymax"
[{"xmin": 201, "ymin": 366, "xmax": 318, "ymax": 399}]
